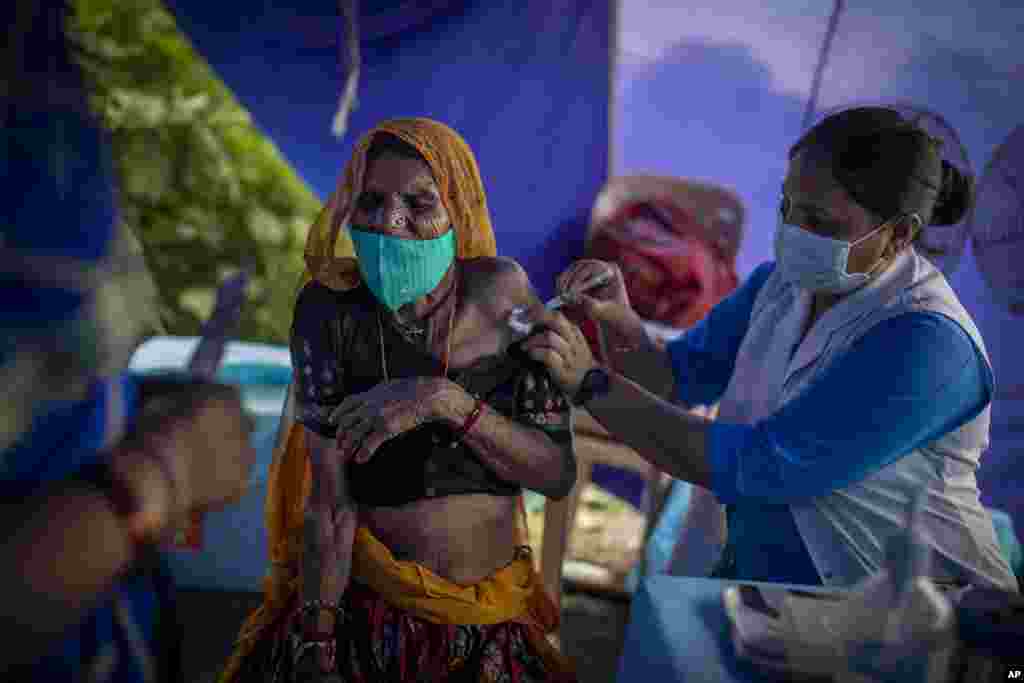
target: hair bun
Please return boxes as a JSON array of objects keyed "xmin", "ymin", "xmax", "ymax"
[{"xmin": 930, "ymin": 160, "xmax": 974, "ymax": 226}]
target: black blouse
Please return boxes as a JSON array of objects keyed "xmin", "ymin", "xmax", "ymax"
[{"xmin": 290, "ymin": 281, "xmax": 572, "ymax": 507}]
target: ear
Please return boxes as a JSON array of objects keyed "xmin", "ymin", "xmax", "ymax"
[{"xmin": 896, "ymin": 213, "xmax": 924, "ymax": 249}]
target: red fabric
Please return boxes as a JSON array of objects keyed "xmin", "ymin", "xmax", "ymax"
[
  {"xmin": 586, "ymin": 200, "xmax": 732, "ymax": 330},
  {"xmin": 331, "ymin": 581, "xmax": 568, "ymax": 682}
]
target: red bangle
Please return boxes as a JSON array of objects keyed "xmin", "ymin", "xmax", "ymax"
[{"xmin": 456, "ymin": 398, "xmax": 485, "ymax": 439}]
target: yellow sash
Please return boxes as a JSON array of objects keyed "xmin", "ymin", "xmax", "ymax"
[
  {"xmin": 221, "ymin": 422, "xmax": 573, "ymax": 682},
  {"xmin": 351, "ymin": 525, "xmax": 534, "ymax": 625}
]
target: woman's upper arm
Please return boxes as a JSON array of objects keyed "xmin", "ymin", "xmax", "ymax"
[
  {"xmin": 705, "ymin": 312, "xmax": 993, "ymax": 504},
  {"xmin": 290, "ymin": 283, "xmax": 347, "ymax": 440},
  {"xmin": 667, "ymin": 262, "xmax": 776, "ymax": 407}
]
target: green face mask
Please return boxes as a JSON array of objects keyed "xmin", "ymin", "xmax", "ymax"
[{"xmin": 349, "ymin": 227, "xmax": 456, "ymax": 311}]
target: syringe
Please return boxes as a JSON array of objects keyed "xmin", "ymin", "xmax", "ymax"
[{"xmin": 507, "ymin": 269, "xmax": 614, "ymax": 336}]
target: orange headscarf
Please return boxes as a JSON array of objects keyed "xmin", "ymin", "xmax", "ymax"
[
  {"xmin": 222, "ymin": 118, "xmax": 568, "ymax": 682},
  {"xmin": 300, "ymin": 117, "xmax": 497, "ymax": 292}
]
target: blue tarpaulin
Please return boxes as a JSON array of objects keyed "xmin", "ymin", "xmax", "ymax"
[
  {"xmin": 166, "ymin": 0, "xmax": 1023, "ymax": 532},
  {"xmin": 165, "ymin": 0, "xmax": 612, "ymax": 301}
]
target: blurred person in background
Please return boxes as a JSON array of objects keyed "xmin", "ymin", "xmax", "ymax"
[
  {"xmin": 570, "ymin": 176, "xmax": 744, "ymax": 581},
  {"xmin": 1, "ymin": 1, "xmax": 255, "ymax": 678},
  {"xmin": 584, "ymin": 176, "xmax": 741, "ymax": 334}
]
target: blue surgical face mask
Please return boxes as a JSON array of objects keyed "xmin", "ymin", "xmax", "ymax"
[
  {"xmin": 773, "ymin": 214, "xmax": 899, "ymax": 295},
  {"xmin": 348, "ymin": 227, "xmax": 456, "ymax": 311}
]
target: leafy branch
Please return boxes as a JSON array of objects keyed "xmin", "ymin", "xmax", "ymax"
[{"xmin": 69, "ymin": 0, "xmax": 320, "ymax": 344}]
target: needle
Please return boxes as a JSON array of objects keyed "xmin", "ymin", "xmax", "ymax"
[{"xmin": 507, "ymin": 270, "xmax": 614, "ymax": 336}]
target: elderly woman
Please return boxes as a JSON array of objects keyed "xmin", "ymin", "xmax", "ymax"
[
  {"xmin": 521, "ymin": 107, "xmax": 1018, "ymax": 592},
  {"xmin": 222, "ymin": 118, "xmax": 578, "ymax": 682}
]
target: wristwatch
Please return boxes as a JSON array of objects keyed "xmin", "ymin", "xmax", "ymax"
[{"xmin": 572, "ymin": 367, "xmax": 611, "ymax": 406}]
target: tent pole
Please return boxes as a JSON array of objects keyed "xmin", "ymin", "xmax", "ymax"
[
  {"xmin": 802, "ymin": 0, "xmax": 845, "ymax": 130},
  {"xmin": 607, "ymin": 0, "xmax": 621, "ymax": 178},
  {"xmin": 331, "ymin": 0, "xmax": 360, "ymax": 139}
]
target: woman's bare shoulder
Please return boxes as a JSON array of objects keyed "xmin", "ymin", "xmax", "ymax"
[
  {"xmin": 295, "ymin": 280, "xmax": 371, "ymax": 313},
  {"xmin": 292, "ymin": 281, "xmax": 373, "ymax": 337},
  {"xmin": 461, "ymin": 257, "xmax": 535, "ymax": 307}
]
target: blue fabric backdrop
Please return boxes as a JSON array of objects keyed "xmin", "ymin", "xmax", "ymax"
[
  {"xmin": 165, "ymin": 0, "xmax": 611, "ymax": 301},
  {"xmin": 162, "ymin": 1, "xmax": 1024, "ymax": 532}
]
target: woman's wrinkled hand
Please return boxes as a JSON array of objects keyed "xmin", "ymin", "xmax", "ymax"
[
  {"xmin": 175, "ymin": 390, "xmax": 257, "ymax": 513},
  {"xmin": 107, "ymin": 438, "xmax": 185, "ymax": 543},
  {"xmin": 518, "ymin": 307, "xmax": 598, "ymax": 398},
  {"xmin": 110, "ymin": 385, "xmax": 257, "ymax": 539},
  {"xmin": 329, "ymin": 377, "xmax": 454, "ymax": 464}
]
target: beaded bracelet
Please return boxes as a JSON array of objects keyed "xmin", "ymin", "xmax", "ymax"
[
  {"xmin": 298, "ymin": 599, "xmax": 346, "ymax": 619},
  {"xmin": 294, "ymin": 601, "xmax": 342, "ymax": 673},
  {"xmin": 293, "ymin": 636, "xmax": 337, "ymax": 674}
]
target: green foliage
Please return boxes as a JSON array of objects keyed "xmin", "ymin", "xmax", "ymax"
[{"xmin": 68, "ymin": 0, "xmax": 321, "ymax": 344}]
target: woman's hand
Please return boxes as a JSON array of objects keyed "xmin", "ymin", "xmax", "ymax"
[
  {"xmin": 107, "ymin": 438, "xmax": 185, "ymax": 543},
  {"xmin": 329, "ymin": 377, "xmax": 455, "ymax": 463},
  {"xmin": 558, "ymin": 259, "xmax": 632, "ymax": 309},
  {"xmin": 519, "ymin": 308, "xmax": 599, "ymax": 398},
  {"xmin": 111, "ymin": 386, "xmax": 257, "ymax": 538},
  {"xmin": 558, "ymin": 260, "xmax": 647, "ymax": 351},
  {"xmin": 179, "ymin": 391, "xmax": 257, "ymax": 512}
]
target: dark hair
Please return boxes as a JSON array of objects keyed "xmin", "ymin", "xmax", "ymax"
[
  {"xmin": 366, "ymin": 132, "xmax": 427, "ymax": 165},
  {"xmin": 789, "ymin": 107, "xmax": 974, "ymax": 226}
]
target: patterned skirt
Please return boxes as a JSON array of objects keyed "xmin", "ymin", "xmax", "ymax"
[{"xmin": 231, "ymin": 581, "xmax": 557, "ymax": 683}]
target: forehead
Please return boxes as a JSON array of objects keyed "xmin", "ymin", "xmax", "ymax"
[
  {"xmin": 783, "ymin": 150, "xmax": 844, "ymax": 201},
  {"xmin": 363, "ymin": 153, "xmax": 437, "ymax": 192},
  {"xmin": 783, "ymin": 150, "xmax": 882, "ymax": 230}
]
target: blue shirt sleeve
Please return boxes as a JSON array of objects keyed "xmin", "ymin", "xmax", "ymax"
[
  {"xmin": 707, "ymin": 312, "xmax": 993, "ymax": 504},
  {"xmin": 0, "ymin": 373, "xmax": 137, "ymax": 499},
  {"xmin": 666, "ymin": 262, "xmax": 776, "ymax": 407}
]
